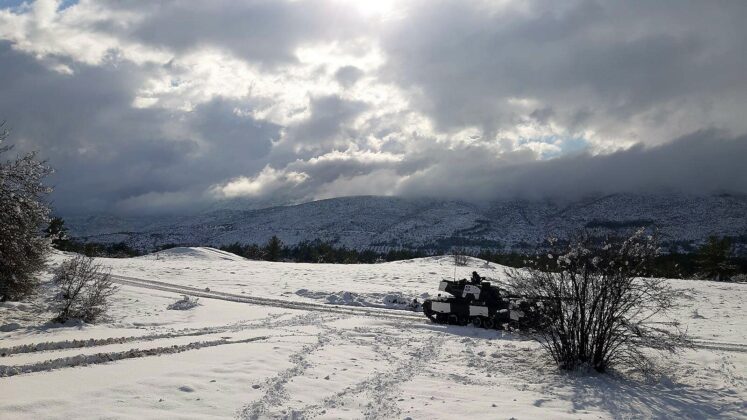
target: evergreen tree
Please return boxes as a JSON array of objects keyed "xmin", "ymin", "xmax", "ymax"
[
  {"xmin": 264, "ymin": 235, "xmax": 283, "ymax": 262},
  {"xmin": 0, "ymin": 124, "xmax": 52, "ymax": 301},
  {"xmin": 45, "ymin": 216, "xmax": 70, "ymax": 250},
  {"xmin": 696, "ymin": 236, "xmax": 736, "ymax": 281}
]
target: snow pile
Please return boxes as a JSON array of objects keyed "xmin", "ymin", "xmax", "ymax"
[
  {"xmin": 295, "ymin": 289, "xmax": 422, "ymax": 311},
  {"xmin": 382, "ymin": 294, "xmax": 422, "ymax": 311},
  {"xmin": 324, "ymin": 291, "xmax": 363, "ymax": 306},
  {"xmin": 295, "ymin": 289, "xmax": 365, "ymax": 306},
  {"xmin": 0, "ymin": 323, "xmax": 21, "ymax": 332},
  {"xmin": 167, "ymin": 295, "xmax": 201, "ymax": 310}
]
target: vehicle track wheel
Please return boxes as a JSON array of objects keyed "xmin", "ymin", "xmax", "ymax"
[
  {"xmin": 483, "ymin": 318, "xmax": 494, "ymax": 329},
  {"xmin": 472, "ymin": 317, "xmax": 482, "ymax": 328},
  {"xmin": 448, "ymin": 314, "xmax": 459, "ymax": 325}
]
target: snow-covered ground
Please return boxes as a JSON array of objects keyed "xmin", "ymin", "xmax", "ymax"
[{"xmin": 1, "ymin": 247, "xmax": 745, "ymax": 419}]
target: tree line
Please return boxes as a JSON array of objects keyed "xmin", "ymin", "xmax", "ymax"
[
  {"xmin": 219, "ymin": 237, "xmax": 429, "ymax": 263},
  {"xmin": 476, "ymin": 236, "xmax": 746, "ymax": 281}
]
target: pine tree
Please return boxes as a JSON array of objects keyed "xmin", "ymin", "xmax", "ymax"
[
  {"xmin": 696, "ymin": 236, "xmax": 736, "ymax": 281},
  {"xmin": 0, "ymin": 123, "xmax": 52, "ymax": 301},
  {"xmin": 264, "ymin": 235, "xmax": 283, "ymax": 262},
  {"xmin": 45, "ymin": 216, "xmax": 70, "ymax": 250}
]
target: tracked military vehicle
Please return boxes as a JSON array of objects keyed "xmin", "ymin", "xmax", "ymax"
[{"xmin": 422, "ymin": 272, "xmax": 550, "ymax": 330}]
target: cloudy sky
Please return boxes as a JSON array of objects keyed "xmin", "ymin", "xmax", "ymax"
[{"xmin": 1, "ymin": 0, "xmax": 746, "ymax": 214}]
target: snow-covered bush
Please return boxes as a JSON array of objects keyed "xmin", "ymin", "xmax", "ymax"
[
  {"xmin": 167, "ymin": 295, "xmax": 200, "ymax": 310},
  {"xmin": 0, "ymin": 124, "xmax": 52, "ymax": 301},
  {"xmin": 506, "ymin": 229, "xmax": 689, "ymax": 373},
  {"xmin": 52, "ymin": 255, "xmax": 117, "ymax": 323}
]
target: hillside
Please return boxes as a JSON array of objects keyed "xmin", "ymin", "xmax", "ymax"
[
  {"xmin": 1, "ymin": 249, "xmax": 745, "ymax": 418},
  {"xmin": 65, "ymin": 193, "xmax": 747, "ymax": 254}
]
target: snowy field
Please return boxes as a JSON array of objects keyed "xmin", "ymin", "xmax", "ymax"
[{"xmin": 1, "ymin": 247, "xmax": 745, "ymax": 419}]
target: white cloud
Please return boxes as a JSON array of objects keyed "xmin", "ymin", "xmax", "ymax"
[
  {"xmin": 0, "ymin": 0, "xmax": 170, "ymax": 69},
  {"xmin": 213, "ymin": 165, "xmax": 309, "ymax": 199}
]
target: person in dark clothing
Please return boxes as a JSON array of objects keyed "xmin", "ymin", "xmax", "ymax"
[{"xmin": 471, "ymin": 271, "xmax": 481, "ymax": 284}]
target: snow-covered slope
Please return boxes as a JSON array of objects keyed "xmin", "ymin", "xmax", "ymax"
[
  {"xmin": 146, "ymin": 247, "xmax": 249, "ymax": 262},
  {"xmin": 1, "ymin": 249, "xmax": 745, "ymax": 419},
  {"xmin": 66, "ymin": 193, "xmax": 747, "ymax": 254}
]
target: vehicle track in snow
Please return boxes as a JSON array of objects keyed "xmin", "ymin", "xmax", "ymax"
[
  {"xmin": 0, "ymin": 335, "xmax": 271, "ymax": 377},
  {"xmin": 110, "ymin": 275, "xmax": 747, "ymax": 354},
  {"xmin": 0, "ymin": 309, "xmax": 348, "ymax": 378},
  {"xmin": 110, "ymin": 274, "xmax": 426, "ymax": 323},
  {"xmin": 0, "ymin": 316, "xmax": 282, "ymax": 357},
  {"xmin": 690, "ymin": 340, "xmax": 747, "ymax": 353},
  {"xmin": 0, "ymin": 310, "xmax": 341, "ymax": 361}
]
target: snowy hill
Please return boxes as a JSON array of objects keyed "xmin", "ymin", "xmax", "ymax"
[
  {"xmin": 1, "ymin": 249, "xmax": 745, "ymax": 418},
  {"xmin": 145, "ymin": 247, "xmax": 249, "ymax": 262},
  {"xmin": 65, "ymin": 193, "xmax": 747, "ymax": 254}
]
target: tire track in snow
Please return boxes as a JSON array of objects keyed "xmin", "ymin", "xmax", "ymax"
[
  {"xmin": 0, "ymin": 335, "xmax": 270, "ymax": 377},
  {"xmin": 0, "ymin": 316, "xmax": 283, "ymax": 357},
  {"xmin": 0, "ymin": 311, "xmax": 316, "ymax": 358},
  {"xmin": 1, "ymin": 311, "xmax": 333, "ymax": 368},
  {"xmin": 691, "ymin": 340, "xmax": 747, "ymax": 353},
  {"xmin": 110, "ymin": 274, "xmax": 425, "ymax": 323}
]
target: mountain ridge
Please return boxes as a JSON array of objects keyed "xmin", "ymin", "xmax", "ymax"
[{"xmin": 64, "ymin": 193, "xmax": 747, "ymax": 255}]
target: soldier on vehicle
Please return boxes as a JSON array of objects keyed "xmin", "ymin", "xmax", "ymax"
[{"xmin": 470, "ymin": 271, "xmax": 481, "ymax": 284}]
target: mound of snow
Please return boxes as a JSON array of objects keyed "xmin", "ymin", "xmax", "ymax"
[
  {"xmin": 142, "ymin": 247, "xmax": 246, "ymax": 262},
  {"xmin": 295, "ymin": 289, "xmax": 422, "ymax": 311},
  {"xmin": 388, "ymin": 255, "xmax": 502, "ymax": 270},
  {"xmin": 167, "ymin": 296, "xmax": 201, "ymax": 311},
  {"xmin": 0, "ymin": 323, "xmax": 21, "ymax": 332}
]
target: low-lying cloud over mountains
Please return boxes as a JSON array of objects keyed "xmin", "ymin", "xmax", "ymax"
[{"xmin": 1, "ymin": 0, "xmax": 746, "ymax": 214}]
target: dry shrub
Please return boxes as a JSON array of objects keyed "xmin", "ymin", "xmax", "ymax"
[
  {"xmin": 507, "ymin": 229, "xmax": 689, "ymax": 373},
  {"xmin": 52, "ymin": 255, "xmax": 117, "ymax": 323}
]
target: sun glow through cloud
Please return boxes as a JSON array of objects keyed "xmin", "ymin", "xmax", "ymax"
[{"xmin": 337, "ymin": 0, "xmax": 401, "ymax": 19}]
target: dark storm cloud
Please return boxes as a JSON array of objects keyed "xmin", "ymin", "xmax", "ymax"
[
  {"xmin": 334, "ymin": 65, "xmax": 364, "ymax": 88},
  {"xmin": 0, "ymin": 43, "xmax": 279, "ymax": 214},
  {"xmin": 380, "ymin": 0, "xmax": 747, "ymax": 137},
  {"xmin": 100, "ymin": 0, "xmax": 368, "ymax": 68},
  {"xmin": 288, "ymin": 95, "xmax": 368, "ymax": 148},
  {"xmin": 190, "ymin": 99, "xmax": 278, "ymax": 166},
  {"xmin": 396, "ymin": 130, "xmax": 747, "ymax": 201}
]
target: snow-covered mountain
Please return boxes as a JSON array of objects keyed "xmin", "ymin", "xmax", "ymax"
[{"xmin": 65, "ymin": 193, "xmax": 747, "ymax": 254}]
